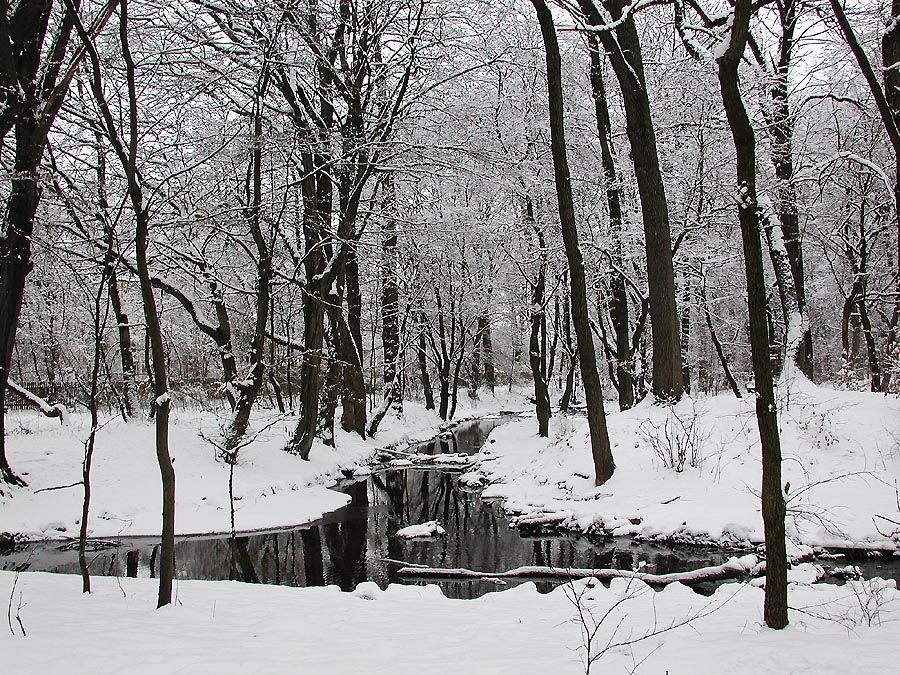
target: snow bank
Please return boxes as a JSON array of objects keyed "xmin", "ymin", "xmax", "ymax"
[
  {"xmin": 1, "ymin": 390, "xmax": 528, "ymax": 540},
  {"xmin": 2, "ymin": 570, "xmax": 898, "ymax": 674},
  {"xmin": 472, "ymin": 386, "xmax": 900, "ymax": 552}
]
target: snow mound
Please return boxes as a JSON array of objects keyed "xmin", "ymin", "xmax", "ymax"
[{"xmin": 396, "ymin": 520, "xmax": 446, "ymax": 538}]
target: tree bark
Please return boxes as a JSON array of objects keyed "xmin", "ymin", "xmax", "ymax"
[
  {"xmin": 369, "ymin": 175, "xmax": 403, "ymax": 435},
  {"xmin": 525, "ymin": 198, "xmax": 551, "ymax": 437},
  {"xmin": 587, "ymin": 32, "xmax": 634, "ymax": 410},
  {"xmin": 480, "ymin": 315, "xmax": 495, "ymax": 392},
  {"xmin": 580, "ymin": 0, "xmax": 684, "ymax": 402},
  {"xmin": 715, "ymin": 0, "xmax": 788, "ymax": 629},
  {"xmin": 417, "ymin": 312, "xmax": 435, "ymax": 410},
  {"xmin": 532, "ymin": 0, "xmax": 615, "ymax": 484}
]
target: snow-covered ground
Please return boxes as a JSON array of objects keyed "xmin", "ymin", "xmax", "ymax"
[
  {"xmin": 0, "ymin": 391, "xmax": 526, "ymax": 540},
  {"xmin": 472, "ymin": 382, "xmax": 900, "ymax": 552},
  {"xmin": 2, "ymin": 570, "xmax": 897, "ymax": 674}
]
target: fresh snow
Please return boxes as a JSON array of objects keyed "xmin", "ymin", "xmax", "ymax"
[
  {"xmin": 0, "ymin": 390, "xmax": 527, "ymax": 540},
  {"xmin": 473, "ymin": 384, "xmax": 900, "ymax": 552},
  {"xmin": 1, "ymin": 570, "xmax": 897, "ymax": 674}
]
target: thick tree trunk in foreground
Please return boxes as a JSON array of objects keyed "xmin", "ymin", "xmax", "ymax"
[
  {"xmin": 0, "ymin": 121, "xmax": 43, "ymax": 488},
  {"xmin": 532, "ymin": 0, "xmax": 615, "ymax": 484},
  {"xmin": 716, "ymin": 0, "xmax": 788, "ymax": 629}
]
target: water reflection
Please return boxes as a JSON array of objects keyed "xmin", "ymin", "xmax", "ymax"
[{"xmin": 8, "ymin": 416, "xmax": 892, "ymax": 598}]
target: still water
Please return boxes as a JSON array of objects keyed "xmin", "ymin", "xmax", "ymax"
[{"xmin": 3, "ymin": 416, "xmax": 894, "ymax": 597}]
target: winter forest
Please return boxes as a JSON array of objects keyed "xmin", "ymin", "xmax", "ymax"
[{"xmin": 1, "ymin": 0, "xmax": 899, "ymax": 672}]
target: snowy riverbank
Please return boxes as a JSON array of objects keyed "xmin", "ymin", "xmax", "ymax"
[
  {"xmin": 0, "ymin": 391, "xmax": 526, "ymax": 541},
  {"xmin": 470, "ymin": 383, "xmax": 900, "ymax": 553},
  {"xmin": 2, "ymin": 570, "xmax": 898, "ymax": 674}
]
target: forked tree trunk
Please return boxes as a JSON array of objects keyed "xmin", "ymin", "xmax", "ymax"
[
  {"xmin": 532, "ymin": 0, "xmax": 615, "ymax": 484},
  {"xmin": 74, "ymin": 0, "xmax": 175, "ymax": 607},
  {"xmin": 223, "ymin": 86, "xmax": 272, "ymax": 456}
]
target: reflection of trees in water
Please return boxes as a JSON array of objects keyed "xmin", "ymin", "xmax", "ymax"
[
  {"xmin": 3, "ymin": 420, "xmax": 736, "ymax": 596},
  {"xmin": 322, "ymin": 481, "xmax": 369, "ymax": 590}
]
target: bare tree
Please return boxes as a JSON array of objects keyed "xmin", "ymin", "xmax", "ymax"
[{"xmin": 531, "ymin": 0, "xmax": 615, "ymax": 484}]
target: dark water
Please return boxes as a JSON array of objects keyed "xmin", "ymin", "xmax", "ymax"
[{"xmin": 3, "ymin": 416, "xmax": 896, "ymax": 598}]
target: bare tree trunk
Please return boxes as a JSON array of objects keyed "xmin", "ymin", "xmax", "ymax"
[
  {"xmin": 417, "ymin": 312, "xmax": 435, "ymax": 410},
  {"xmin": 223, "ymin": 79, "xmax": 272, "ymax": 456},
  {"xmin": 369, "ymin": 176, "xmax": 403, "ymax": 435},
  {"xmin": 680, "ymin": 274, "xmax": 692, "ymax": 394},
  {"xmin": 339, "ymin": 250, "xmax": 366, "ymax": 437},
  {"xmin": 525, "ymin": 199, "xmax": 551, "ymax": 437},
  {"xmin": 532, "ymin": 0, "xmax": 615, "ymax": 484},
  {"xmin": 0, "ymin": 120, "xmax": 42, "ymax": 488},
  {"xmin": 0, "ymin": 0, "xmax": 99, "ymax": 488},
  {"xmin": 80, "ymin": 264, "xmax": 109, "ymax": 593},
  {"xmin": 559, "ymin": 289, "xmax": 577, "ymax": 412},
  {"xmin": 480, "ymin": 315, "xmax": 495, "ymax": 393},
  {"xmin": 580, "ymin": 0, "xmax": 684, "ymax": 402},
  {"xmin": 714, "ymin": 0, "xmax": 788, "ymax": 629},
  {"xmin": 587, "ymin": 32, "xmax": 634, "ymax": 411},
  {"xmin": 762, "ymin": 0, "xmax": 813, "ymax": 379},
  {"xmin": 96, "ymin": 135, "xmax": 139, "ymax": 420},
  {"xmin": 699, "ymin": 274, "xmax": 742, "ymax": 398},
  {"xmin": 73, "ymin": 0, "xmax": 176, "ymax": 606}
]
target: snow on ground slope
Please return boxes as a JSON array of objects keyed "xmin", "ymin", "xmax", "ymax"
[
  {"xmin": 0, "ymin": 390, "xmax": 526, "ymax": 540},
  {"xmin": 1, "ymin": 570, "xmax": 897, "ymax": 674},
  {"xmin": 474, "ymin": 383, "xmax": 900, "ymax": 551}
]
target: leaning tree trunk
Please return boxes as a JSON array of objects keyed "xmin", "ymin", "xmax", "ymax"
[
  {"xmin": 223, "ymin": 90, "xmax": 271, "ymax": 456},
  {"xmin": 716, "ymin": 0, "xmax": 788, "ymax": 629},
  {"xmin": 532, "ymin": 0, "xmax": 615, "ymax": 484}
]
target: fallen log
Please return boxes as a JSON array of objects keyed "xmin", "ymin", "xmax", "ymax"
[
  {"xmin": 395, "ymin": 555, "xmax": 759, "ymax": 586},
  {"xmin": 6, "ymin": 380, "xmax": 66, "ymax": 423}
]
